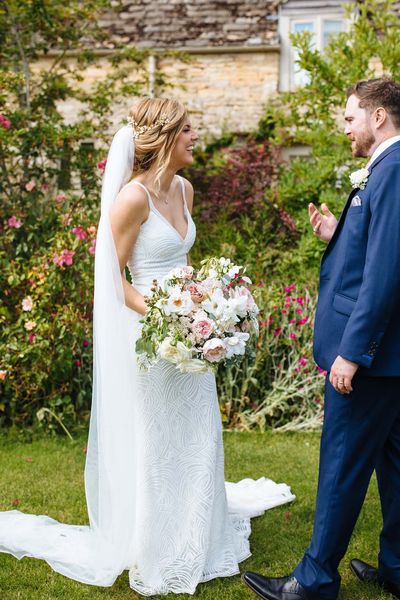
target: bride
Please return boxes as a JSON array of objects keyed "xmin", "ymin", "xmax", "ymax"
[{"xmin": 0, "ymin": 97, "xmax": 294, "ymax": 595}]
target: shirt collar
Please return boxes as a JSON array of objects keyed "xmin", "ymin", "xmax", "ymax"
[{"xmin": 366, "ymin": 135, "xmax": 400, "ymax": 169}]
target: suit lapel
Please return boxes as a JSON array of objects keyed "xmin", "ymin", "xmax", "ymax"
[
  {"xmin": 322, "ymin": 187, "xmax": 358, "ymax": 262},
  {"xmin": 322, "ymin": 141, "xmax": 400, "ymax": 263}
]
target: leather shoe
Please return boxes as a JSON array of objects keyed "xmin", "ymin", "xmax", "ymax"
[
  {"xmin": 350, "ymin": 558, "xmax": 400, "ymax": 599},
  {"xmin": 242, "ymin": 571, "xmax": 310, "ymax": 600}
]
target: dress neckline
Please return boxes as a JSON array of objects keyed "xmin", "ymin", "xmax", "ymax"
[{"xmin": 128, "ymin": 178, "xmax": 190, "ymax": 242}]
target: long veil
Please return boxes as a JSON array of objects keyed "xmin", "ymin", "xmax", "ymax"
[{"xmin": 0, "ymin": 125, "xmax": 140, "ymax": 586}]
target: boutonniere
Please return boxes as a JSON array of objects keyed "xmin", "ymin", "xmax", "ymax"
[{"xmin": 349, "ymin": 167, "xmax": 369, "ymax": 190}]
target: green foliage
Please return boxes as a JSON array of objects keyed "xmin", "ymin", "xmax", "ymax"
[
  {"xmin": 0, "ymin": 0, "xmax": 152, "ymax": 430},
  {"xmin": 257, "ymin": 0, "xmax": 400, "ymax": 282},
  {"xmin": 218, "ymin": 282, "xmax": 325, "ymax": 431}
]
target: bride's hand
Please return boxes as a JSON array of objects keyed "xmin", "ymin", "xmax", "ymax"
[{"xmin": 309, "ymin": 202, "xmax": 338, "ymax": 243}]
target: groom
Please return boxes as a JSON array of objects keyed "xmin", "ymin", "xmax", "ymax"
[{"xmin": 243, "ymin": 78, "xmax": 400, "ymax": 600}]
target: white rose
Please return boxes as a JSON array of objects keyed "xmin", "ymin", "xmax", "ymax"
[
  {"xmin": 349, "ymin": 167, "xmax": 369, "ymax": 190},
  {"xmin": 158, "ymin": 338, "xmax": 192, "ymax": 364},
  {"xmin": 177, "ymin": 359, "xmax": 209, "ymax": 373}
]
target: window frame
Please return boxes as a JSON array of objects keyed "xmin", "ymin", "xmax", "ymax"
[{"xmin": 279, "ymin": 13, "xmax": 348, "ymax": 91}]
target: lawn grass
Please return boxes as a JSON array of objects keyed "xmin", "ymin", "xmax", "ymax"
[{"xmin": 0, "ymin": 431, "xmax": 389, "ymax": 600}]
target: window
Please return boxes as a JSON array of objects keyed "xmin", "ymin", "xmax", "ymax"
[{"xmin": 279, "ymin": 14, "xmax": 346, "ymax": 91}]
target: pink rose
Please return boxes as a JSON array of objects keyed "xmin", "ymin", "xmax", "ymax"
[
  {"xmin": 87, "ymin": 225, "xmax": 97, "ymax": 235},
  {"xmin": 0, "ymin": 114, "xmax": 11, "ymax": 129},
  {"xmin": 88, "ymin": 239, "xmax": 96, "ymax": 255},
  {"xmin": 25, "ymin": 181, "xmax": 36, "ymax": 192},
  {"xmin": 97, "ymin": 159, "xmax": 107, "ymax": 171},
  {"xmin": 71, "ymin": 226, "xmax": 87, "ymax": 240},
  {"xmin": 181, "ymin": 265, "xmax": 194, "ymax": 279},
  {"xmin": 53, "ymin": 249, "xmax": 75, "ymax": 267},
  {"xmin": 203, "ymin": 338, "xmax": 227, "ymax": 363},
  {"xmin": 56, "ymin": 191, "xmax": 66, "ymax": 203},
  {"xmin": 0, "ymin": 370, "xmax": 7, "ymax": 381},
  {"xmin": 24, "ymin": 321, "xmax": 36, "ymax": 331},
  {"xmin": 192, "ymin": 317, "xmax": 214, "ymax": 340},
  {"xmin": 7, "ymin": 215, "xmax": 23, "ymax": 229},
  {"xmin": 22, "ymin": 296, "xmax": 34, "ymax": 311},
  {"xmin": 185, "ymin": 283, "xmax": 207, "ymax": 303}
]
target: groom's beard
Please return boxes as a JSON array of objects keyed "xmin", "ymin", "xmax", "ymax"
[{"xmin": 351, "ymin": 129, "xmax": 375, "ymax": 157}]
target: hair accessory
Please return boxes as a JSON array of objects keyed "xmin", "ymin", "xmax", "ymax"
[{"xmin": 127, "ymin": 114, "xmax": 172, "ymax": 139}]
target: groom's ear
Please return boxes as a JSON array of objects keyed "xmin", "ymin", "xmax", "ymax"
[{"xmin": 373, "ymin": 106, "xmax": 387, "ymax": 129}]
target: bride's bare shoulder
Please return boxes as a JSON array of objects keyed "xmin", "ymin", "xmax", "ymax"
[{"xmin": 110, "ymin": 182, "xmax": 149, "ymax": 224}]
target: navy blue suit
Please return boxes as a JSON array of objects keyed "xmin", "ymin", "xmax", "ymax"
[{"xmin": 294, "ymin": 141, "xmax": 400, "ymax": 599}]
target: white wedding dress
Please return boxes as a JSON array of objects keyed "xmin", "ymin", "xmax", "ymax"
[{"xmin": 0, "ymin": 172, "xmax": 294, "ymax": 595}]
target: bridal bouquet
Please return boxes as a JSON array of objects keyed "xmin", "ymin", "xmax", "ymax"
[{"xmin": 136, "ymin": 257, "xmax": 260, "ymax": 373}]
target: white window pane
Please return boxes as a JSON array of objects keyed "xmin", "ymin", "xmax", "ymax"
[
  {"xmin": 294, "ymin": 21, "xmax": 315, "ymax": 34},
  {"xmin": 323, "ymin": 19, "xmax": 344, "ymax": 48},
  {"xmin": 292, "ymin": 22, "xmax": 316, "ymax": 87}
]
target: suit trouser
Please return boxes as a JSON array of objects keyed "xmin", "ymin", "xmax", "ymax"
[{"xmin": 293, "ymin": 374, "xmax": 400, "ymax": 600}]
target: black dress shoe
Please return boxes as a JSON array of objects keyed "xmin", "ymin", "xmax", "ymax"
[
  {"xmin": 242, "ymin": 571, "xmax": 309, "ymax": 600},
  {"xmin": 350, "ymin": 558, "xmax": 400, "ymax": 600}
]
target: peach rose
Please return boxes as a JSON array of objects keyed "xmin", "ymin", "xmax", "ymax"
[
  {"xmin": 185, "ymin": 283, "xmax": 207, "ymax": 303},
  {"xmin": 203, "ymin": 338, "xmax": 227, "ymax": 363}
]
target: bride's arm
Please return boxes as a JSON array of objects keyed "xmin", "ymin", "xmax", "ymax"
[
  {"xmin": 181, "ymin": 177, "xmax": 194, "ymax": 266},
  {"xmin": 109, "ymin": 186, "xmax": 150, "ymax": 315}
]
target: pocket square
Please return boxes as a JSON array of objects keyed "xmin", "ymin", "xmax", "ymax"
[{"xmin": 351, "ymin": 195, "xmax": 363, "ymax": 207}]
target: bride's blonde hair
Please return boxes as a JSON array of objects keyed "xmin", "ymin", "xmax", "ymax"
[{"xmin": 128, "ymin": 97, "xmax": 187, "ymax": 193}]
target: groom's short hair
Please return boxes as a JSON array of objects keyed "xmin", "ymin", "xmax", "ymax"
[{"xmin": 347, "ymin": 78, "xmax": 400, "ymax": 128}]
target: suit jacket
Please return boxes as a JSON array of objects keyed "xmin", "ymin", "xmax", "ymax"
[{"xmin": 313, "ymin": 140, "xmax": 400, "ymax": 376}]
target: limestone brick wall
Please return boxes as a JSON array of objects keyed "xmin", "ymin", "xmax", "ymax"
[
  {"xmin": 158, "ymin": 51, "xmax": 279, "ymax": 136},
  {"xmin": 43, "ymin": 49, "xmax": 279, "ymax": 139}
]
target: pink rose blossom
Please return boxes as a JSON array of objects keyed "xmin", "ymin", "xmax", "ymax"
[
  {"xmin": 97, "ymin": 159, "xmax": 107, "ymax": 171},
  {"xmin": 0, "ymin": 369, "xmax": 7, "ymax": 381},
  {"xmin": 25, "ymin": 181, "xmax": 36, "ymax": 192},
  {"xmin": 83, "ymin": 339, "xmax": 90, "ymax": 348},
  {"xmin": 289, "ymin": 318, "xmax": 296, "ymax": 324},
  {"xmin": 56, "ymin": 191, "xmax": 66, "ymax": 203},
  {"xmin": 72, "ymin": 226, "xmax": 87, "ymax": 240},
  {"xmin": 87, "ymin": 225, "xmax": 97, "ymax": 235},
  {"xmin": 75, "ymin": 360, "xmax": 82, "ymax": 368},
  {"xmin": 290, "ymin": 333, "xmax": 297, "ymax": 340},
  {"xmin": 41, "ymin": 183, "xmax": 49, "ymax": 192},
  {"xmin": 296, "ymin": 308, "xmax": 303, "ymax": 314},
  {"xmin": 298, "ymin": 356, "xmax": 307, "ymax": 366},
  {"xmin": 0, "ymin": 114, "xmax": 11, "ymax": 129},
  {"xmin": 88, "ymin": 239, "xmax": 96, "ymax": 255},
  {"xmin": 192, "ymin": 317, "xmax": 214, "ymax": 340},
  {"xmin": 203, "ymin": 338, "xmax": 227, "ymax": 363},
  {"xmin": 22, "ymin": 296, "xmax": 34, "ymax": 311},
  {"xmin": 7, "ymin": 215, "xmax": 23, "ymax": 229},
  {"xmin": 181, "ymin": 265, "xmax": 194, "ymax": 279},
  {"xmin": 28, "ymin": 333, "xmax": 36, "ymax": 344},
  {"xmin": 53, "ymin": 249, "xmax": 75, "ymax": 267},
  {"xmin": 296, "ymin": 296, "xmax": 305, "ymax": 305},
  {"xmin": 273, "ymin": 328, "xmax": 281, "ymax": 337},
  {"xmin": 24, "ymin": 321, "xmax": 36, "ymax": 331}
]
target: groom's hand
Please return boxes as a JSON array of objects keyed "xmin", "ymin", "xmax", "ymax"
[
  {"xmin": 309, "ymin": 203, "xmax": 338, "ymax": 242},
  {"xmin": 330, "ymin": 355, "xmax": 359, "ymax": 394}
]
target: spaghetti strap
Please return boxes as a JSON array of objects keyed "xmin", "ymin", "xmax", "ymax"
[
  {"xmin": 127, "ymin": 180, "xmax": 155, "ymax": 210},
  {"xmin": 178, "ymin": 175, "xmax": 188, "ymax": 211}
]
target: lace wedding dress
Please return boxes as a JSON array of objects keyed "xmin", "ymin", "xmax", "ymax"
[{"xmin": 0, "ymin": 140, "xmax": 294, "ymax": 595}]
